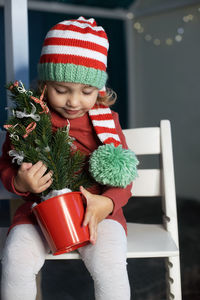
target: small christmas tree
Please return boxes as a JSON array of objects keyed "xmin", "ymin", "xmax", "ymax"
[{"xmin": 4, "ymin": 81, "xmax": 92, "ymax": 198}]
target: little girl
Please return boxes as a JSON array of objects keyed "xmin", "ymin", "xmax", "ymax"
[{"xmin": 0, "ymin": 16, "xmax": 134, "ymax": 300}]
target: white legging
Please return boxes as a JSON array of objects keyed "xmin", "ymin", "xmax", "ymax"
[{"xmin": 1, "ymin": 220, "xmax": 130, "ymax": 300}]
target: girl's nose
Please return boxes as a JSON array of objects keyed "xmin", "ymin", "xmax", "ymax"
[{"xmin": 66, "ymin": 93, "xmax": 79, "ymax": 108}]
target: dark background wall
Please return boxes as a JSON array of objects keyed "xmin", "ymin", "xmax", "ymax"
[{"xmin": 132, "ymin": 3, "xmax": 200, "ymax": 200}]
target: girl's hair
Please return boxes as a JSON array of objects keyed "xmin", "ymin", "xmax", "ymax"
[
  {"xmin": 96, "ymin": 88, "xmax": 117, "ymax": 107},
  {"xmin": 37, "ymin": 81, "xmax": 117, "ymax": 108}
]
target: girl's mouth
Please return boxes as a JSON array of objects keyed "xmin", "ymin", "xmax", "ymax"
[{"xmin": 64, "ymin": 109, "xmax": 80, "ymax": 115}]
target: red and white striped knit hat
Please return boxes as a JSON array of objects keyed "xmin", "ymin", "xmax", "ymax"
[
  {"xmin": 38, "ymin": 16, "xmax": 108, "ymax": 93},
  {"xmin": 38, "ymin": 16, "xmax": 138, "ymax": 187}
]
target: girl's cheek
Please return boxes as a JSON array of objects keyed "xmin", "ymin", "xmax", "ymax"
[{"xmin": 51, "ymin": 96, "xmax": 64, "ymax": 106}]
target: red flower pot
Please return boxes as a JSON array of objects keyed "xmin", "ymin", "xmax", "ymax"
[{"xmin": 32, "ymin": 192, "xmax": 90, "ymax": 255}]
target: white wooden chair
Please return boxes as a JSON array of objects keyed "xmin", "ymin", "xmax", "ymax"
[
  {"xmin": 0, "ymin": 120, "xmax": 182, "ymax": 299},
  {"xmin": 124, "ymin": 120, "xmax": 182, "ymax": 299}
]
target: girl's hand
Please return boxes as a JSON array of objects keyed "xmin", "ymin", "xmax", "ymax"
[
  {"xmin": 80, "ymin": 186, "xmax": 114, "ymax": 245},
  {"xmin": 14, "ymin": 161, "xmax": 53, "ymax": 194}
]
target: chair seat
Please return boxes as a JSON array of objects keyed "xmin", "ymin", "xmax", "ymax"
[
  {"xmin": 46, "ymin": 250, "xmax": 80, "ymax": 260},
  {"xmin": 46, "ymin": 223, "xmax": 179, "ymax": 260},
  {"xmin": 0, "ymin": 223, "xmax": 179, "ymax": 260},
  {"xmin": 127, "ymin": 223, "xmax": 179, "ymax": 258}
]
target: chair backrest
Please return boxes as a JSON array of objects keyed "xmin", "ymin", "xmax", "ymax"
[{"xmin": 123, "ymin": 120, "xmax": 179, "ymax": 247}]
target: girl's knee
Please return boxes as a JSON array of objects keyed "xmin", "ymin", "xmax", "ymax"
[{"xmin": 2, "ymin": 225, "xmax": 48, "ymax": 274}]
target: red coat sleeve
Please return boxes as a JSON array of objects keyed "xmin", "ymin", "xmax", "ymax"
[
  {"xmin": 0, "ymin": 133, "xmax": 29, "ymax": 197},
  {"xmin": 101, "ymin": 111, "xmax": 133, "ymax": 216}
]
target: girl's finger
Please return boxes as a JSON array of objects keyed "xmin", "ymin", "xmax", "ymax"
[
  {"xmin": 37, "ymin": 178, "xmax": 53, "ymax": 193},
  {"xmin": 35, "ymin": 163, "xmax": 48, "ymax": 179},
  {"xmin": 88, "ymin": 218, "xmax": 97, "ymax": 245},
  {"xmin": 83, "ymin": 209, "xmax": 91, "ymax": 227},
  {"xmin": 80, "ymin": 186, "xmax": 91, "ymax": 201},
  {"xmin": 39, "ymin": 171, "xmax": 53, "ymax": 186},
  {"xmin": 28, "ymin": 161, "xmax": 43, "ymax": 176},
  {"xmin": 20, "ymin": 162, "xmax": 33, "ymax": 171}
]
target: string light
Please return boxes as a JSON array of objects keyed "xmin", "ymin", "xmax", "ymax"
[
  {"xmin": 175, "ymin": 35, "xmax": 182, "ymax": 42},
  {"xmin": 153, "ymin": 38, "xmax": 161, "ymax": 46},
  {"xmin": 183, "ymin": 14, "xmax": 194, "ymax": 22},
  {"xmin": 177, "ymin": 27, "xmax": 184, "ymax": 34},
  {"xmin": 166, "ymin": 38, "xmax": 173, "ymax": 46},
  {"xmin": 133, "ymin": 6, "xmax": 200, "ymax": 46},
  {"xmin": 144, "ymin": 34, "xmax": 152, "ymax": 41}
]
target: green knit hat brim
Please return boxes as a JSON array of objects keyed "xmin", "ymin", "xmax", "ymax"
[{"xmin": 38, "ymin": 63, "xmax": 107, "ymax": 89}]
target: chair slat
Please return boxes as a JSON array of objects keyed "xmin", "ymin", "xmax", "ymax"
[
  {"xmin": 46, "ymin": 251, "xmax": 80, "ymax": 260},
  {"xmin": 131, "ymin": 169, "xmax": 161, "ymax": 196},
  {"xmin": 123, "ymin": 128, "xmax": 160, "ymax": 155}
]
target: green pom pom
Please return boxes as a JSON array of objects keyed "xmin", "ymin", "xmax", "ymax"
[{"xmin": 89, "ymin": 144, "xmax": 139, "ymax": 188}]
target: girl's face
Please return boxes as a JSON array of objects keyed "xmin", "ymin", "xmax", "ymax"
[{"xmin": 46, "ymin": 81, "xmax": 98, "ymax": 119}]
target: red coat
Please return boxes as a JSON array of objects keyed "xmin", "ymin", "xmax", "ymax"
[{"xmin": 0, "ymin": 110, "xmax": 132, "ymax": 234}]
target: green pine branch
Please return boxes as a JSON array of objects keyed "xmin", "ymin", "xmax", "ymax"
[{"xmin": 4, "ymin": 81, "xmax": 92, "ymax": 198}]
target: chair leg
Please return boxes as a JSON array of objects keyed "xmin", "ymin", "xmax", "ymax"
[{"xmin": 165, "ymin": 256, "xmax": 182, "ymax": 300}]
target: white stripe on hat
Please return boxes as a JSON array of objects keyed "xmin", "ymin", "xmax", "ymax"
[
  {"xmin": 41, "ymin": 45, "xmax": 107, "ymax": 65},
  {"xmin": 46, "ymin": 30, "xmax": 109, "ymax": 49},
  {"xmin": 75, "ymin": 16, "xmax": 95, "ymax": 24},
  {"xmin": 59, "ymin": 19, "xmax": 105, "ymax": 32}
]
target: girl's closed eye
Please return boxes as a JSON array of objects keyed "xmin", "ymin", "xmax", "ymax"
[
  {"xmin": 55, "ymin": 88, "xmax": 67, "ymax": 94},
  {"xmin": 82, "ymin": 87, "xmax": 95, "ymax": 95},
  {"xmin": 83, "ymin": 90, "xmax": 92, "ymax": 95}
]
